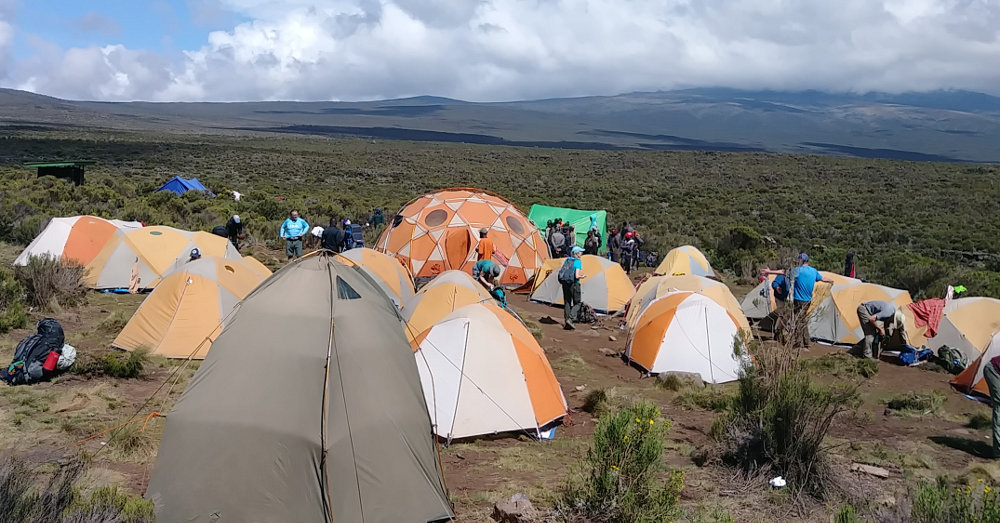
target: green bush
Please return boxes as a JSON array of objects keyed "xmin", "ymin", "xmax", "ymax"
[
  {"xmin": 0, "ymin": 455, "xmax": 153, "ymax": 523},
  {"xmin": 66, "ymin": 486, "xmax": 155, "ymax": 523},
  {"xmin": 911, "ymin": 476, "xmax": 1000, "ymax": 523},
  {"xmin": 562, "ymin": 401, "xmax": 684, "ymax": 522},
  {"xmin": 73, "ymin": 349, "xmax": 150, "ymax": 379},
  {"xmin": 886, "ymin": 391, "xmax": 946, "ymax": 415},
  {"xmin": 14, "ymin": 255, "xmax": 88, "ymax": 310},
  {"xmin": 0, "ymin": 267, "xmax": 28, "ymax": 333},
  {"xmin": 799, "ymin": 353, "xmax": 879, "ymax": 379},
  {"xmin": 713, "ymin": 341, "xmax": 859, "ymax": 498},
  {"xmin": 673, "ymin": 388, "xmax": 733, "ymax": 412}
]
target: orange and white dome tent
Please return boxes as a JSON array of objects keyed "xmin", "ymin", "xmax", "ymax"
[
  {"xmin": 85, "ymin": 226, "xmax": 240, "ymax": 289},
  {"xmin": 951, "ymin": 329, "xmax": 1000, "ymax": 398},
  {"xmin": 927, "ymin": 297, "xmax": 1000, "ymax": 363},
  {"xmin": 529, "ymin": 255, "xmax": 635, "ymax": 314},
  {"xmin": 625, "ymin": 274, "xmax": 750, "ymax": 333},
  {"xmin": 411, "ymin": 303, "xmax": 567, "ymax": 441},
  {"xmin": 111, "ymin": 257, "xmax": 271, "ymax": 359},
  {"xmin": 375, "ymin": 188, "xmax": 548, "ymax": 288},
  {"xmin": 14, "ymin": 216, "xmax": 142, "ymax": 267},
  {"xmin": 655, "ymin": 245, "xmax": 715, "ymax": 278},
  {"xmin": 401, "ymin": 270, "xmax": 493, "ymax": 342},
  {"xmin": 334, "ymin": 248, "xmax": 414, "ymax": 307},
  {"xmin": 626, "ymin": 291, "xmax": 748, "ymax": 383}
]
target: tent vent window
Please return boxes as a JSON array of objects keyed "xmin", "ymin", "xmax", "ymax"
[
  {"xmin": 392, "ymin": 214, "xmax": 404, "ymax": 228},
  {"xmin": 424, "ymin": 209, "xmax": 448, "ymax": 227},
  {"xmin": 336, "ymin": 276, "xmax": 362, "ymax": 300},
  {"xmin": 505, "ymin": 216, "xmax": 525, "ymax": 235}
]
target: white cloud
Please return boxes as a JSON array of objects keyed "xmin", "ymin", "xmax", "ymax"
[{"xmin": 4, "ymin": 0, "xmax": 1000, "ymax": 101}]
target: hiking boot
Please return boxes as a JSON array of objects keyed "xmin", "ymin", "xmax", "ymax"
[{"xmin": 564, "ymin": 323, "xmax": 575, "ymax": 330}]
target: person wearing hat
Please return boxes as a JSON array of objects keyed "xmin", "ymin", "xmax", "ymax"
[
  {"xmin": 476, "ymin": 228, "xmax": 494, "ymax": 262},
  {"xmin": 225, "ymin": 215, "xmax": 244, "ymax": 251},
  {"xmin": 562, "ymin": 246, "xmax": 586, "ymax": 330},
  {"xmin": 370, "ymin": 207, "xmax": 386, "ymax": 228},
  {"xmin": 472, "ymin": 258, "xmax": 502, "ymax": 291},
  {"xmin": 761, "ymin": 253, "xmax": 833, "ymax": 348},
  {"xmin": 188, "ymin": 248, "xmax": 202, "ymax": 263}
]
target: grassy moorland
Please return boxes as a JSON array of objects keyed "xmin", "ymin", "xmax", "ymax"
[
  {"xmin": 2, "ymin": 129, "xmax": 1000, "ymax": 520},
  {"xmin": 1, "ymin": 129, "xmax": 998, "ymax": 298}
]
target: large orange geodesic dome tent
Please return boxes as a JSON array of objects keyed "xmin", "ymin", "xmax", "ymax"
[{"xmin": 375, "ymin": 188, "xmax": 549, "ymax": 287}]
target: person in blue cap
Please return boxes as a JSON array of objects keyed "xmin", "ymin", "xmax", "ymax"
[
  {"xmin": 188, "ymin": 248, "xmax": 202, "ymax": 263},
  {"xmin": 560, "ymin": 246, "xmax": 585, "ymax": 330},
  {"xmin": 761, "ymin": 253, "xmax": 833, "ymax": 348}
]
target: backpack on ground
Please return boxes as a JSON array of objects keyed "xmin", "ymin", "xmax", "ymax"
[
  {"xmin": 935, "ymin": 345, "xmax": 968, "ymax": 374},
  {"xmin": 557, "ymin": 258, "xmax": 577, "ymax": 284},
  {"xmin": 577, "ymin": 303, "xmax": 598, "ymax": 324}
]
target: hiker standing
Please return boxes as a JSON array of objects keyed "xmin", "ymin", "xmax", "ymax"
[
  {"xmin": 321, "ymin": 217, "xmax": 345, "ymax": 252},
  {"xmin": 341, "ymin": 219, "xmax": 354, "ymax": 250},
  {"xmin": 370, "ymin": 207, "xmax": 386, "ymax": 228},
  {"xmin": 472, "ymin": 259, "xmax": 502, "ymax": 291},
  {"xmin": 225, "ymin": 215, "xmax": 244, "ymax": 252},
  {"xmin": 983, "ymin": 355, "xmax": 1000, "ymax": 458},
  {"xmin": 561, "ymin": 246, "xmax": 585, "ymax": 330},
  {"xmin": 769, "ymin": 273, "xmax": 792, "ymax": 342},
  {"xmin": 761, "ymin": 253, "xmax": 833, "ymax": 348},
  {"xmin": 584, "ymin": 229, "xmax": 600, "ymax": 255},
  {"xmin": 550, "ymin": 226, "xmax": 566, "ymax": 258},
  {"xmin": 477, "ymin": 228, "xmax": 494, "ymax": 261},
  {"xmin": 621, "ymin": 232, "xmax": 636, "ymax": 274},
  {"xmin": 608, "ymin": 228, "xmax": 622, "ymax": 263},
  {"xmin": 280, "ymin": 209, "xmax": 309, "ymax": 260},
  {"xmin": 857, "ymin": 300, "xmax": 896, "ymax": 359}
]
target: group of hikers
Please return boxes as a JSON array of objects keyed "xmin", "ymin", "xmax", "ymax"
[
  {"xmin": 761, "ymin": 252, "xmax": 908, "ymax": 360},
  {"xmin": 210, "ymin": 207, "xmax": 388, "ymax": 260},
  {"xmin": 544, "ymin": 217, "xmax": 651, "ymax": 276}
]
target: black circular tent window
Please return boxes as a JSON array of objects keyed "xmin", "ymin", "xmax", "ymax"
[
  {"xmin": 424, "ymin": 209, "xmax": 448, "ymax": 227},
  {"xmin": 505, "ymin": 215, "xmax": 525, "ymax": 235}
]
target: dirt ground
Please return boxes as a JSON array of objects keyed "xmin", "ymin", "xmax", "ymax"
[{"xmin": 1, "ymin": 251, "xmax": 997, "ymax": 522}]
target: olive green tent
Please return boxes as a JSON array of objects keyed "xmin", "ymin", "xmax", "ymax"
[
  {"xmin": 527, "ymin": 204, "xmax": 608, "ymax": 254},
  {"xmin": 145, "ymin": 252, "xmax": 453, "ymax": 523}
]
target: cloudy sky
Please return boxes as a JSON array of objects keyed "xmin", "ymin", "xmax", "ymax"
[{"xmin": 0, "ymin": 0, "xmax": 998, "ymax": 102}]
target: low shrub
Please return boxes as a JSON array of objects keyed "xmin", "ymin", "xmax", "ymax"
[
  {"xmin": 712, "ymin": 341, "xmax": 859, "ymax": 498},
  {"xmin": 0, "ymin": 267, "xmax": 28, "ymax": 333},
  {"xmin": 0, "ymin": 455, "xmax": 153, "ymax": 523},
  {"xmin": 96, "ymin": 311, "xmax": 130, "ymax": 334},
  {"xmin": 886, "ymin": 391, "xmax": 946, "ymax": 415},
  {"xmin": 14, "ymin": 255, "xmax": 87, "ymax": 310},
  {"xmin": 969, "ymin": 412, "xmax": 992, "ymax": 431},
  {"xmin": 66, "ymin": 486, "xmax": 155, "ymax": 523},
  {"xmin": 834, "ymin": 503, "xmax": 861, "ymax": 523},
  {"xmin": 561, "ymin": 401, "xmax": 684, "ymax": 522},
  {"xmin": 673, "ymin": 388, "xmax": 733, "ymax": 412},
  {"xmin": 799, "ymin": 353, "xmax": 878, "ymax": 379},
  {"xmin": 911, "ymin": 476, "xmax": 1000, "ymax": 523},
  {"xmin": 582, "ymin": 387, "xmax": 624, "ymax": 418},
  {"xmin": 73, "ymin": 349, "xmax": 150, "ymax": 379}
]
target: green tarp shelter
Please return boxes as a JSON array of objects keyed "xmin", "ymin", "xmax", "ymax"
[{"xmin": 528, "ymin": 205, "xmax": 608, "ymax": 254}]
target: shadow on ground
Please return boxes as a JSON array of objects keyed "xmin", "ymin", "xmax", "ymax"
[{"xmin": 929, "ymin": 435, "xmax": 995, "ymax": 459}]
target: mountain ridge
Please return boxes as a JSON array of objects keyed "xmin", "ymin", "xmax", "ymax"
[{"xmin": 1, "ymin": 87, "xmax": 998, "ymax": 162}]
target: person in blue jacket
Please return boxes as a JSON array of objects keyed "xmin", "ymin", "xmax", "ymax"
[
  {"xmin": 761, "ymin": 253, "xmax": 834, "ymax": 348},
  {"xmin": 279, "ymin": 209, "xmax": 310, "ymax": 260}
]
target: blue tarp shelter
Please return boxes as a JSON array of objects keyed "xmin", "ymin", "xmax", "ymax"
[{"xmin": 155, "ymin": 176, "xmax": 214, "ymax": 196}]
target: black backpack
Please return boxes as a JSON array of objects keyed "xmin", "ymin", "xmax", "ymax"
[{"xmin": 557, "ymin": 258, "xmax": 577, "ymax": 284}]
